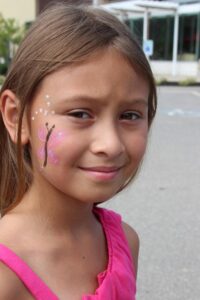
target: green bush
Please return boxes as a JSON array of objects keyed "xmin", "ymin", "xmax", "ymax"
[
  {"xmin": 0, "ymin": 75, "xmax": 5, "ymax": 86},
  {"xmin": 0, "ymin": 14, "xmax": 25, "ymax": 75},
  {"xmin": 179, "ymin": 78, "xmax": 196, "ymax": 86},
  {"xmin": 156, "ymin": 77, "xmax": 168, "ymax": 85}
]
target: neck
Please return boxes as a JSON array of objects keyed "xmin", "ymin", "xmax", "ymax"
[{"xmin": 12, "ymin": 178, "xmax": 95, "ymax": 233}]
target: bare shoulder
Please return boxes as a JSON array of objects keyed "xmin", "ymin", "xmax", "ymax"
[
  {"xmin": 122, "ymin": 222, "xmax": 140, "ymax": 276},
  {"xmin": 0, "ymin": 262, "xmax": 19, "ymax": 298},
  {"xmin": 0, "ymin": 262, "xmax": 32, "ymax": 299}
]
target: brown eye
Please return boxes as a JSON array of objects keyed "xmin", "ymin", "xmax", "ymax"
[
  {"xmin": 120, "ymin": 111, "xmax": 140, "ymax": 120},
  {"xmin": 68, "ymin": 110, "xmax": 91, "ymax": 119}
]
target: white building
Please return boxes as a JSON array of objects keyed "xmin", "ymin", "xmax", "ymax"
[
  {"xmin": 102, "ymin": 0, "xmax": 200, "ymax": 79},
  {"xmin": 0, "ymin": 0, "xmax": 36, "ymax": 25}
]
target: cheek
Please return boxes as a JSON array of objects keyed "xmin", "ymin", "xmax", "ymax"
[
  {"xmin": 127, "ymin": 130, "xmax": 148, "ymax": 162},
  {"xmin": 38, "ymin": 126, "xmax": 88, "ymax": 167},
  {"xmin": 34, "ymin": 124, "xmax": 68, "ymax": 168},
  {"xmin": 56, "ymin": 134, "xmax": 88, "ymax": 164}
]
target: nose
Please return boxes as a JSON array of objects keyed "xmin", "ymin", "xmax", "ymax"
[{"xmin": 90, "ymin": 121, "xmax": 125, "ymax": 158}]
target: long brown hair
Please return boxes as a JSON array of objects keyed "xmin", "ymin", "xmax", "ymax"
[{"xmin": 0, "ymin": 3, "xmax": 157, "ymax": 215}]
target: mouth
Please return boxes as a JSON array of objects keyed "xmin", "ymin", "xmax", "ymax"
[{"xmin": 79, "ymin": 166, "xmax": 123, "ymax": 181}]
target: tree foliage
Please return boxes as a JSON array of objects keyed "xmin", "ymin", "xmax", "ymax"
[{"xmin": 0, "ymin": 14, "xmax": 25, "ymax": 74}]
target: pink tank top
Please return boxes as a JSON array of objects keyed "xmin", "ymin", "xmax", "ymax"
[{"xmin": 0, "ymin": 208, "xmax": 136, "ymax": 299}]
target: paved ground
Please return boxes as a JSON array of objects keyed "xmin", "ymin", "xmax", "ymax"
[{"xmin": 103, "ymin": 86, "xmax": 200, "ymax": 300}]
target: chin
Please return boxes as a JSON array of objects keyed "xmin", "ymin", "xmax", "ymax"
[{"xmin": 85, "ymin": 192, "xmax": 116, "ymax": 205}]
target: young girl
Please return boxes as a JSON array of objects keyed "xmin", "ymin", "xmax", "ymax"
[{"xmin": 0, "ymin": 3, "xmax": 157, "ymax": 300}]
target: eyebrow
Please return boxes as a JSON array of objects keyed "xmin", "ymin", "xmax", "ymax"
[
  {"xmin": 60, "ymin": 95, "xmax": 148, "ymax": 106},
  {"xmin": 123, "ymin": 98, "xmax": 148, "ymax": 106}
]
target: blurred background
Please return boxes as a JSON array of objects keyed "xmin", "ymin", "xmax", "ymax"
[{"xmin": 0, "ymin": 0, "xmax": 200, "ymax": 84}]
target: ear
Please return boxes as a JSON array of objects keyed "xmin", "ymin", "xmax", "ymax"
[{"xmin": 0, "ymin": 90, "xmax": 29, "ymax": 145}]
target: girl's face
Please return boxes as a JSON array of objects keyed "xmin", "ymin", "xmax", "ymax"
[{"xmin": 28, "ymin": 48, "xmax": 149, "ymax": 203}]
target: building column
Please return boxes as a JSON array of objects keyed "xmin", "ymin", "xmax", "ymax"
[
  {"xmin": 195, "ymin": 13, "xmax": 200, "ymax": 60},
  {"xmin": 143, "ymin": 9, "xmax": 149, "ymax": 41},
  {"xmin": 172, "ymin": 9, "xmax": 179, "ymax": 76}
]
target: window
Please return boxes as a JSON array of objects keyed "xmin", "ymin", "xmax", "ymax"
[
  {"xmin": 178, "ymin": 14, "xmax": 199, "ymax": 61},
  {"xmin": 127, "ymin": 13, "xmax": 200, "ymax": 61},
  {"xmin": 125, "ymin": 18, "xmax": 143, "ymax": 45},
  {"xmin": 149, "ymin": 16, "xmax": 174, "ymax": 60}
]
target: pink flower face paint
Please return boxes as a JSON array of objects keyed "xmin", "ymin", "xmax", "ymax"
[{"xmin": 37, "ymin": 123, "xmax": 65, "ymax": 167}]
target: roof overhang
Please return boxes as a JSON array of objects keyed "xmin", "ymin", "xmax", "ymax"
[{"xmin": 101, "ymin": 0, "xmax": 179, "ymax": 14}]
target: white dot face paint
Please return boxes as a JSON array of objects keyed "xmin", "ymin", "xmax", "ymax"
[{"xmin": 31, "ymin": 95, "xmax": 54, "ymax": 121}]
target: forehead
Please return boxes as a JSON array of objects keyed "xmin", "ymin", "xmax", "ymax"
[{"xmin": 35, "ymin": 48, "xmax": 149, "ymax": 104}]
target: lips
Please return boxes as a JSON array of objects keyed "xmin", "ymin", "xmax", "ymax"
[
  {"xmin": 79, "ymin": 166, "xmax": 123, "ymax": 181},
  {"xmin": 80, "ymin": 166, "xmax": 121, "ymax": 172}
]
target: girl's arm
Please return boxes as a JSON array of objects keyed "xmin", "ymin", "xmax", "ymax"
[{"xmin": 122, "ymin": 222, "xmax": 140, "ymax": 277}]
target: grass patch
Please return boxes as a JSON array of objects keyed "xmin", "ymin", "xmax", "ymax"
[
  {"xmin": 179, "ymin": 78, "xmax": 197, "ymax": 86},
  {"xmin": 156, "ymin": 77, "xmax": 199, "ymax": 86}
]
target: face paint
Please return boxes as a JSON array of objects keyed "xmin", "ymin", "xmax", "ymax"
[
  {"xmin": 43, "ymin": 123, "xmax": 55, "ymax": 167},
  {"xmin": 32, "ymin": 95, "xmax": 55, "ymax": 121},
  {"xmin": 37, "ymin": 124, "xmax": 65, "ymax": 168}
]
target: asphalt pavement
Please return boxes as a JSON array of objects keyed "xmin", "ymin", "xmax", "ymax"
[{"xmin": 103, "ymin": 86, "xmax": 200, "ymax": 300}]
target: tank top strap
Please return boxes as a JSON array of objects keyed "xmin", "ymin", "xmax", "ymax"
[
  {"xmin": 93, "ymin": 207, "xmax": 136, "ymax": 277},
  {"xmin": 0, "ymin": 243, "xmax": 58, "ymax": 300}
]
